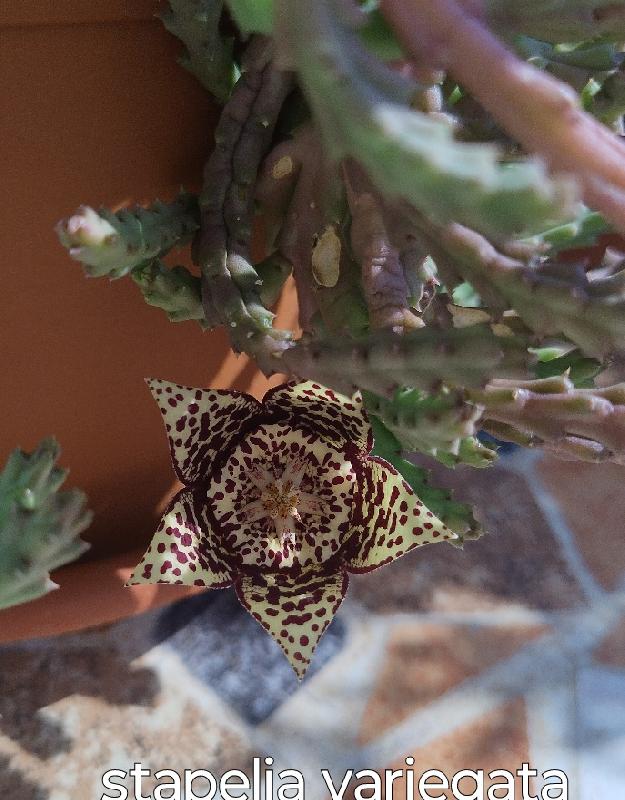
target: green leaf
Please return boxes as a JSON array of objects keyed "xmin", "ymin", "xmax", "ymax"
[
  {"xmin": 522, "ymin": 207, "xmax": 611, "ymax": 253},
  {"xmin": 533, "ymin": 349, "xmax": 602, "ymax": 387}
]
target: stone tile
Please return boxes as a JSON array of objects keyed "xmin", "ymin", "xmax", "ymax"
[
  {"xmin": 153, "ymin": 589, "xmax": 347, "ymax": 723},
  {"xmin": 387, "ymin": 700, "xmax": 532, "ymax": 800},
  {"xmin": 350, "ymin": 463, "xmax": 585, "ymax": 613},
  {"xmin": 593, "ymin": 616, "xmax": 625, "ymax": 669},
  {"xmin": 0, "ymin": 619, "xmax": 252, "ymax": 798},
  {"xmin": 537, "ymin": 457, "xmax": 625, "ymax": 591},
  {"xmin": 577, "ymin": 666, "xmax": 625, "ymax": 798},
  {"xmin": 360, "ymin": 623, "xmax": 544, "ymax": 743}
]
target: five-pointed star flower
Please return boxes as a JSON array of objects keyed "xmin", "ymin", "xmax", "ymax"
[{"xmin": 128, "ymin": 379, "xmax": 456, "ymax": 677}]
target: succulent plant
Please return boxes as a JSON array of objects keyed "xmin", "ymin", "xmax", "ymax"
[
  {"xmin": 55, "ymin": 0, "xmax": 625, "ymax": 575},
  {"xmin": 0, "ymin": 439, "xmax": 91, "ymax": 611}
]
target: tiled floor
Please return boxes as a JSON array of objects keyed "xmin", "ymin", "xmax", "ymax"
[{"xmin": 1, "ymin": 451, "xmax": 624, "ymax": 799}]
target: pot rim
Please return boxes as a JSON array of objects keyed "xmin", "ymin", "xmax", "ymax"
[{"xmin": 0, "ymin": 548, "xmax": 203, "ymax": 645}]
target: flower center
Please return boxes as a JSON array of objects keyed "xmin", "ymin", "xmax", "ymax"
[
  {"xmin": 240, "ymin": 460, "xmax": 326, "ymax": 548},
  {"xmin": 262, "ymin": 480, "xmax": 300, "ymax": 520}
]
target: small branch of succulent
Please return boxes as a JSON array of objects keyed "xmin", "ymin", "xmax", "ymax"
[
  {"xmin": 282, "ymin": 324, "xmax": 530, "ymax": 398},
  {"xmin": 161, "ymin": 0, "xmax": 237, "ymax": 102},
  {"xmin": 344, "ymin": 162, "xmax": 424, "ymax": 333},
  {"xmin": 194, "ymin": 35, "xmax": 294, "ymax": 370},
  {"xmin": 131, "ymin": 260, "xmax": 208, "ymax": 325},
  {"xmin": 470, "ymin": 377, "xmax": 625, "ymax": 464},
  {"xmin": 363, "ymin": 387, "xmax": 497, "ymax": 468},
  {"xmin": 369, "ymin": 415, "xmax": 483, "ymax": 542},
  {"xmin": 56, "ymin": 194, "xmax": 199, "ymax": 279},
  {"xmin": 437, "ymin": 222, "xmax": 625, "ymax": 361},
  {"xmin": 0, "ymin": 439, "xmax": 92, "ymax": 611},
  {"xmin": 381, "ymin": 0, "xmax": 625, "ymax": 233},
  {"xmin": 276, "ymin": 0, "xmax": 576, "ymax": 242},
  {"xmin": 257, "ymin": 126, "xmax": 325, "ymax": 332}
]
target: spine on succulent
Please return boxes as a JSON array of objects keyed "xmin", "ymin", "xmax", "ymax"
[
  {"xmin": 281, "ymin": 325, "xmax": 530, "ymax": 398},
  {"xmin": 470, "ymin": 376, "xmax": 625, "ymax": 464},
  {"xmin": 0, "ymin": 439, "xmax": 92, "ymax": 611},
  {"xmin": 369, "ymin": 416, "xmax": 483, "ymax": 542},
  {"xmin": 363, "ymin": 387, "xmax": 497, "ymax": 468},
  {"xmin": 56, "ymin": 194, "xmax": 200, "ymax": 278},
  {"xmin": 161, "ymin": 0, "xmax": 237, "ymax": 102},
  {"xmin": 131, "ymin": 260, "xmax": 207, "ymax": 326},
  {"xmin": 276, "ymin": 0, "xmax": 576, "ymax": 241}
]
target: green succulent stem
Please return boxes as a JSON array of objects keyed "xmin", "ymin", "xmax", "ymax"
[
  {"xmin": 0, "ymin": 439, "xmax": 91, "ymax": 611},
  {"xmin": 370, "ymin": 416, "xmax": 483, "ymax": 541},
  {"xmin": 161, "ymin": 0, "xmax": 237, "ymax": 102},
  {"xmin": 195, "ymin": 35, "xmax": 294, "ymax": 370},
  {"xmin": 57, "ymin": 194, "xmax": 200, "ymax": 279}
]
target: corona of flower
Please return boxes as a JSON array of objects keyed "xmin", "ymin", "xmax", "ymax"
[{"xmin": 129, "ymin": 380, "xmax": 456, "ymax": 677}]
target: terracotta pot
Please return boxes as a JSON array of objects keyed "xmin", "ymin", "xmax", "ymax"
[{"xmin": 0, "ymin": 1, "xmax": 297, "ymax": 641}]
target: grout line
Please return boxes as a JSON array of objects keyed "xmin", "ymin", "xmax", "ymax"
[
  {"xmin": 361, "ymin": 592, "xmax": 625, "ymax": 767},
  {"xmin": 508, "ymin": 451, "xmax": 606, "ymax": 603}
]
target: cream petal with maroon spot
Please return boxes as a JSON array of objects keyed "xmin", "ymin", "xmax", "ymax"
[
  {"xmin": 147, "ymin": 378, "xmax": 264, "ymax": 484},
  {"xmin": 236, "ymin": 569, "xmax": 349, "ymax": 679},
  {"xmin": 347, "ymin": 457, "xmax": 458, "ymax": 573},
  {"xmin": 127, "ymin": 490, "xmax": 235, "ymax": 587},
  {"xmin": 208, "ymin": 423, "xmax": 356, "ymax": 571},
  {"xmin": 264, "ymin": 381, "xmax": 372, "ymax": 454}
]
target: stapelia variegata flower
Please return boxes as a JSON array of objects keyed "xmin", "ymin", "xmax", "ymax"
[{"xmin": 128, "ymin": 380, "xmax": 457, "ymax": 677}]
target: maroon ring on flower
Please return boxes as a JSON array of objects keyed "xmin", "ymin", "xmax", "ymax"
[{"xmin": 128, "ymin": 379, "xmax": 457, "ymax": 678}]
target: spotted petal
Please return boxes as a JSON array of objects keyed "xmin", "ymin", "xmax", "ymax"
[
  {"xmin": 346, "ymin": 457, "xmax": 457, "ymax": 573},
  {"xmin": 236, "ymin": 568, "xmax": 348, "ymax": 678},
  {"xmin": 127, "ymin": 489, "xmax": 235, "ymax": 587},
  {"xmin": 264, "ymin": 381, "xmax": 372, "ymax": 454},
  {"xmin": 147, "ymin": 378, "xmax": 264, "ymax": 484}
]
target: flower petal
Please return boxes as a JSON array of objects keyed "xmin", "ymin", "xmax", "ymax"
[
  {"xmin": 346, "ymin": 457, "xmax": 457, "ymax": 573},
  {"xmin": 127, "ymin": 489, "xmax": 235, "ymax": 587},
  {"xmin": 147, "ymin": 378, "xmax": 264, "ymax": 484},
  {"xmin": 264, "ymin": 381, "xmax": 372, "ymax": 454},
  {"xmin": 235, "ymin": 569, "xmax": 348, "ymax": 679}
]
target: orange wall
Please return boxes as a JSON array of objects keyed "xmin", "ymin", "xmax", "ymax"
[{"xmin": 0, "ymin": 5, "xmax": 293, "ymax": 559}]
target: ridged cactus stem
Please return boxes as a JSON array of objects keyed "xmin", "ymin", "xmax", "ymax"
[
  {"xmin": 194, "ymin": 35, "xmax": 294, "ymax": 371},
  {"xmin": 470, "ymin": 376, "xmax": 625, "ymax": 463},
  {"xmin": 282, "ymin": 325, "xmax": 530, "ymax": 398},
  {"xmin": 0, "ymin": 439, "xmax": 92, "ymax": 611},
  {"xmin": 345, "ymin": 164, "xmax": 424, "ymax": 334},
  {"xmin": 57, "ymin": 194, "xmax": 200, "ymax": 278}
]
